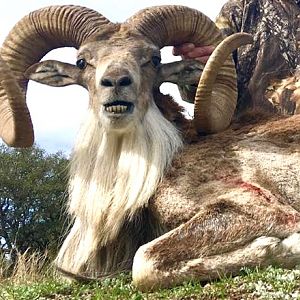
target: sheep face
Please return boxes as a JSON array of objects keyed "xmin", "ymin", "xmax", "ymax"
[
  {"xmin": 26, "ymin": 34, "xmax": 164, "ymax": 133},
  {"xmin": 79, "ymin": 39, "xmax": 161, "ymax": 132},
  {"xmin": 25, "ymin": 24, "xmax": 206, "ymax": 133}
]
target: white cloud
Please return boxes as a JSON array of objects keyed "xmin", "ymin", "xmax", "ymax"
[{"xmin": 0, "ymin": 1, "xmax": 227, "ymax": 153}]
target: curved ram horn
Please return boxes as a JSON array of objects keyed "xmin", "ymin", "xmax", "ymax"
[
  {"xmin": 126, "ymin": 6, "xmax": 252, "ymax": 133},
  {"xmin": 0, "ymin": 56, "xmax": 33, "ymax": 147},
  {"xmin": 0, "ymin": 5, "xmax": 112, "ymax": 147},
  {"xmin": 194, "ymin": 32, "xmax": 253, "ymax": 133}
]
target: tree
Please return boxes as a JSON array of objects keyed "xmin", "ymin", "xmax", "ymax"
[{"xmin": 0, "ymin": 144, "xmax": 69, "ymax": 257}]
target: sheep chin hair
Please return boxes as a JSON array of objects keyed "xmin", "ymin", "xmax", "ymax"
[{"xmin": 57, "ymin": 101, "xmax": 182, "ymax": 273}]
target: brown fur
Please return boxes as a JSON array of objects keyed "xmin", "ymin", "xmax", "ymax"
[{"xmin": 132, "ymin": 112, "xmax": 300, "ymax": 290}]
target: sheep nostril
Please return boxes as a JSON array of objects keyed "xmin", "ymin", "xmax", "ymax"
[
  {"xmin": 117, "ymin": 76, "xmax": 132, "ymax": 87},
  {"xmin": 101, "ymin": 78, "xmax": 114, "ymax": 87}
]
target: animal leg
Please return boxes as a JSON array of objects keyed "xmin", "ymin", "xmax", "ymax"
[{"xmin": 132, "ymin": 198, "xmax": 300, "ymax": 290}]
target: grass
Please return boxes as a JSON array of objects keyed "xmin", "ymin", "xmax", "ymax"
[
  {"xmin": 2, "ymin": 267, "xmax": 300, "ymax": 299},
  {"xmin": 1, "ymin": 252, "xmax": 300, "ymax": 299}
]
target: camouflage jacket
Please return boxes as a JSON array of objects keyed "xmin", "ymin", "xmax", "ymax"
[{"xmin": 180, "ymin": 0, "xmax": 300, "ymax": 115}]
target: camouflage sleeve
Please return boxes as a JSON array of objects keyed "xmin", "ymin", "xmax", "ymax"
[
  {"xmin": 178, "ymin": 0, "xmax": 244, "ymax": 104},
  {"xmin": 215, "ymin": 0, "xmax": 244, "ymax": 36}
]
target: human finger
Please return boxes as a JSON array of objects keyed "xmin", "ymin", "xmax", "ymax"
[
  {"xmin": 172, "ymin": 43, "xmax": 195, "ymax": 56},
  {"xmin": 195, "ymin": 55, "xmax": 211, "ymax": 64},
  {"xmin": 184, "ymin": 45, "xmax": 215, "ymax": 59}
]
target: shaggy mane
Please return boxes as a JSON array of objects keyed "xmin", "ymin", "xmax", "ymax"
[{"xmin": 56, "ymin": 100, "xmax": 183, "ymax": 274}]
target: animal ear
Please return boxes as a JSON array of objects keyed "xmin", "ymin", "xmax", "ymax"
[
  {"xmin": 156, "ymin": 60, "xmax": 204, "ymax": 87},
  {"xmin": 25, "ymin": 60, "xmax": 82, "ymax": 87}
]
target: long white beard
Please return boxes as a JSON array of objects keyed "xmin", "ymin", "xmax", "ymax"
[{"xmin": 68, "ymin": 101, "xmax": 183, "ymax": 246}]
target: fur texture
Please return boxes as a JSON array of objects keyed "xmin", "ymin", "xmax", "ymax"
[{"xmin": 56, "ymin": 100, "xmax": 182, "ymax": 274}]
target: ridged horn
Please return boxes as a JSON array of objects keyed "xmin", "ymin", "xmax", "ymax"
[
  {"xmin": 0, "ymin": 5, "xmax": 112, "ymax": 147},
  {"xmin": 126, "ymin": 5, "xmax": 252, "ymax": 133},
  {"xmin": 194, "ymin": 33, "xmax": 253, "ymax": 133},
  {"xmin": 0, "ymin": 56, "xmax": 33, "ymax": 147}
]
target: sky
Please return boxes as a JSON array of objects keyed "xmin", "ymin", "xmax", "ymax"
[{"xmin": 0, "ymin": 1, "xmax": 227, "ymax": 154}]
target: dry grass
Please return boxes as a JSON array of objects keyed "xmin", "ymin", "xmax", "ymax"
[{"xmin": 0, "ymin": 249, "xmax": 56, "ymax": 284}]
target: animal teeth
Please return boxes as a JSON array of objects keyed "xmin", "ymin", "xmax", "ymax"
[{"xmin": 105, "ymin": 105, "xmax": 128, "ymax": 113}]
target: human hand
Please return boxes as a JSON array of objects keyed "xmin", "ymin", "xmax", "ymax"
[{"xmin": 172, "ymin": 44, "xmax": 214, "ymax": 64}]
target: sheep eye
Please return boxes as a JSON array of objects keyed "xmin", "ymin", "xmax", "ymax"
[
  {"xmin": 151, "ymin": 56, "xmax": 161, "ymax": 67},
  {"xmin": 76, "ymin": 58, "xmax": 87, "ymax": 70}
]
